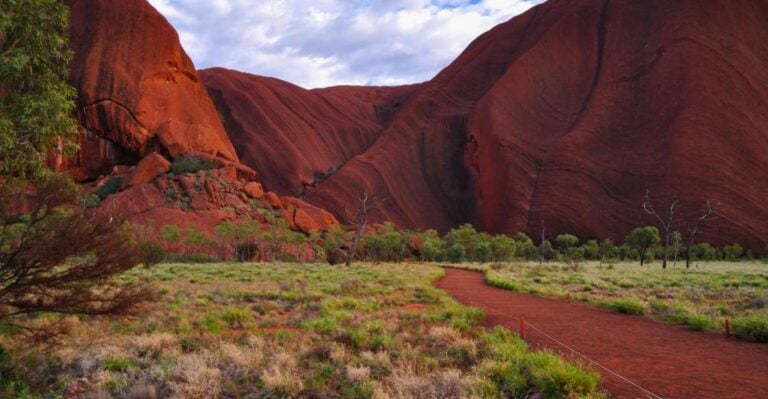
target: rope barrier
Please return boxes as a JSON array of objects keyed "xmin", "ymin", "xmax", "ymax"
[
  {"xmin": 463, "ymin": 299, "xmax": 664, "ymax": 399},
  {"xmin": 521, "ymin": 318, "xmax": 665, "ymax": 399}
]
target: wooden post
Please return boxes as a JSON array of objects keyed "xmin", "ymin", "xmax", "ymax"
[
  {"xmin": 520, "ymin": 318, "xmax": 526, "ymax": 339},
  {"xmin": 725, "ymin": 319, "xmax": 731, "ymax": 338},
  {"xmin": 567, "ymin": 292, "xmax": 573, "ymax": 303}
]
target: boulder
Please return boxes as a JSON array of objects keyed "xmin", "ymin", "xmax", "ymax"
[
  {"xmin": 218, "ymin": 166, "xmax": 238, "ymax": 184},
  {"xmin": 125, "ymin": 153, "xmax": 170, "ymax": 187},
  {"xmin": 293, "ymin": 208, "xmax": 321, "ymax": 233},
  {"xmin": 244, "ymin": 182, "xmax": 264, "ymax": 199},
  {"xmin": 263, "ymin": 192, "xmax": 282, "ymax": 209},
  {"xmin": 281, "ymin": 196, "xmax": 340, "ymax": 232}
]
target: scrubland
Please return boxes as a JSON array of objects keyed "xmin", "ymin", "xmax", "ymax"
[{"xmin": 1, "ymin": 263, "xmax": 604, "ymax": 398}]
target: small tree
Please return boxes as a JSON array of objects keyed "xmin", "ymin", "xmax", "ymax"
[
  {"xmin": 446, "ymin": 243, "xmax": 466, "ymax": 263},
  {"xmin": 323, "ymin": 227, "xmax": 347, "ymax": 265},
  {"xmin": 420, "ymin": 230, "xmax": 445, "ymax": 262},
  {"xmin": 598, "ymin": 239, "xmax": 616, "ymax": 264},
  {"xmin": 626, "ymin": 226, "xmax": 660, "ymax": 266},
  {"xmin": 490, "ymin": 234, "xmax": 516, "ymax": 262},
  {"xmin": 0, "ymin": 175, "xmax": 154, "ymax": 338},
  {"xmin": 555, "ymin": 234, "xmax": 579, "ymax": 266},
  {"xmin": 720, "ymin": 244, "xmax": 744, "ymax": 261},
  {"xmin": 580, "ymin": 240, "xmax": 600, "ymax": 261},
  {"xmin": 643, "ymin": 190, "xmax": 681, "ymax": 269},
  {"xmin": 514, "ymin": 233, "xmax": 536, "ymax": 260},
  {"xmin": 539, "ymin": 240, "xmax": 557, "ymax": 264}
]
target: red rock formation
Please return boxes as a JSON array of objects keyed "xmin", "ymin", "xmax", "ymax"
[
  {"xmin": 201, "ymin": 68, "xmax": 417, "ymax": 197},
  {"xmin": 64, "ymin": 0, "xmax": 239, "ymax": 179},
  {"xmin": 124, "ymin": 153, "xmax": 170, "ymax": 188},
  {"xmin": 211, "ymin": 0, "xmax": 766, "ymax": 250}
]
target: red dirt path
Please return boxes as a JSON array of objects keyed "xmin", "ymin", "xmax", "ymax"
[{"xmin": 435, "ymin": 268, "xmax": 768, "ymax": 399}]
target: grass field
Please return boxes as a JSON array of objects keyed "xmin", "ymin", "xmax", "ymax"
[
  {"xmin": 460, "ymin": 261, "xmax": 768, "ymax": 342},
  {"xmin": 1, "ymin": 263, "xmax": 604, "ymax": 398}
]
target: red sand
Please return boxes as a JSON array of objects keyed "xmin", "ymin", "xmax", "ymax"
[{"xmin": 435, "ymin": 268, "xmax": 768, "ymax": 399}]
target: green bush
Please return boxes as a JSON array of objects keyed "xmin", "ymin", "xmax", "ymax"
[
  {"xmin": 684, "ymin": 314, "xmax": 715, "ymax": 331},
  {"xmin": 221, "ymin": 307, "xmax": 250, "ymax": 328},
  {"xmin": 103, "ymin": 357, "xmax": 138, "ymax": 372},
  {"xmin": 93, "ymin": 176, "xmax": 122, "ymax": 199},
  {"xmin": 731, "ymin": 315, "xmax": 768, "ymax": 342},
  {"xmin": 82, "ymin": 193, "xmax": 101, "ymax": 208},
  {"xmin": 608, "ymin": 298, "xmax": 646, "ymax": 315},
  {"xmin": 138, "ymin": 242, "xmax": 166, "ymax": 266},
  {"xmin": 525, "ymin": 352, "xmax": 601, "ymax": 397},
  {"xmin": 170, "ymin": 156, "xmax": 214, "ymax": 174}
]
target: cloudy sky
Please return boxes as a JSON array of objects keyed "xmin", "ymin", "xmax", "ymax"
[{"xmin": 147, "ymin": 0, "xmax": 543, "ymax": 88}]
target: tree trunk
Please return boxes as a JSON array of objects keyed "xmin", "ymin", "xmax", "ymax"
[
  {"xmin": 686, "ymin": 246, "xmax": 692, "ymax": 269},
  {"xmin": 640, "ymin": 248, "xmax": 646, "ymax": 266},
  {"xmin": 345, "ymin": 224, "xmax": 365, "ymax": 267}
]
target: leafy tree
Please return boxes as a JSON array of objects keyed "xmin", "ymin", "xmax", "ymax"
[
  {"xmin": 159, "ymin": 225, "xmax": 183, "ymax": 253},
  {"xmin": 555, "ymin": 234, "xmax": 579, "ymax": 265},
  {"xmin": 581, "ymin": 240, "xmax": 600, "ymax": 261},
  {"xmin": 214, "ymin": 220, "xmax": 258, "ymax": 261},
  {"xmin": 419, "ymin": 229, "xmax": 445, "ymax": 262},
  {"xmin": 539, "ymin": 240, "xmax": 557, "ymax": 264},
  {"xmin": 490, "ymin": 234, "xmax": 516, "ymax": 262},
  {"xmin": 0, "ymin": 175, "xmax": 154, "ymax": 338},
  {"xmin": 625, "ymin": 226, "xmax": 660, "ymax": 266},
  {"xmin": 514, "ymin": 233, "xmax": 536, "ymax": 260},
  {"xmin": 690, "ymin": 242, "xmax": 717, "ymax": 262},
  {"xmin": 184, "ymin": 227, "xmax": 214, "ymax": 256},
  {"xmin": 446, "ymin": 243, "xmax": 465, "ymax": 263},
  {"xmin": 598, "ymin": 239, "xmax": 616, "ymax": 263},
  {"xmin": 284, "ymin": 230, "xmax": 307, "ymax": 262},
  {"xmin": 444, "ymin": 224, "xmax": 479, "ymax": 260},
  {"xmin": 1, "ymin": 0, "xmax": 78, "ymax": 178},
  {"xmin": 323, "ymin": 227, "xmax": 347, "ymax": 265},
  {"xmin": 720, "ymin": 244, "xmax": 744, "ymax": 261}
]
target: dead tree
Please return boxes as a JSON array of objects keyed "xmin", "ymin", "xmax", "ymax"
[
  {"xmin": 685, "ymin": 201, "xmax": 713, "ymax": 269},
  {"xmin": 643, "ymin": 190, "xmax": 681, "ymax": 269},
  {"xmin": 345, "ymin": 192, "xmax": 385, "ymax": 267},
  {"xmin": 538, "ymin": 219, "xmax": 548, "ymax": 265}
]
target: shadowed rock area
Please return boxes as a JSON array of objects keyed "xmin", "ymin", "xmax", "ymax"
[{"xmin": 201, "ymin": 68, "xmax": 418, "ymax": 198}]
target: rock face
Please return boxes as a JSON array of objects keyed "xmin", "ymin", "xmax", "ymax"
[
  {"xmin": 209, "ymin": 0, "xmax": 768, "ymax": 250},
  {"xmin": 64, "ymin": 0, "xmax": 239, "ymax": 179},
  {"xmin": 201, "ymin": 68, "xmax": 418, "ymax": 197}
]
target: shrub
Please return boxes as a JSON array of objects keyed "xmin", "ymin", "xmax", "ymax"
[
  {"xmin": 93, "ymin": 176, "xmax": 122, "ymax": 199},
  {"xmin": 608, "ymin": 298, "xmax": 646, "ymax": 315},
  {"xmin": 221, "ymin": 307, "xmax": 250, "ymax": 328},
  {"xmin": 731, "ymin": 315, "xmax": 768, "ymax": 342},
  {"xmin": 446, "ymin": 244, "xmax": 466, "ymax": 263},
  {"xmin": 170, "ymin": 156, "xmax": 214, "ymax": 174},
  {"xmin": 0, "ymin": 175, "xmax": 153, "ymax": 338},
  {"xmin": 684, "ymin": 314, "xmax": 715, "ymax": 331},
  {"xmin": 103, "ymin": 357, "xmax": 139, "ymax": 372},
  {"xmin": 525, "ymin": 352, "xmax": 601, "ymax": 397}
]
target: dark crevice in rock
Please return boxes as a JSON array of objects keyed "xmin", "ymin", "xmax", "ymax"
[{"xmin": 565, "ymin": 0, "xmax": 611, "ymax": 134}]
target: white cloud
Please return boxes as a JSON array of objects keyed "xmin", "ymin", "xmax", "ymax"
[{"xmin": 148, "ymin": 0, "xmax": 543, "ymax": 88}]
